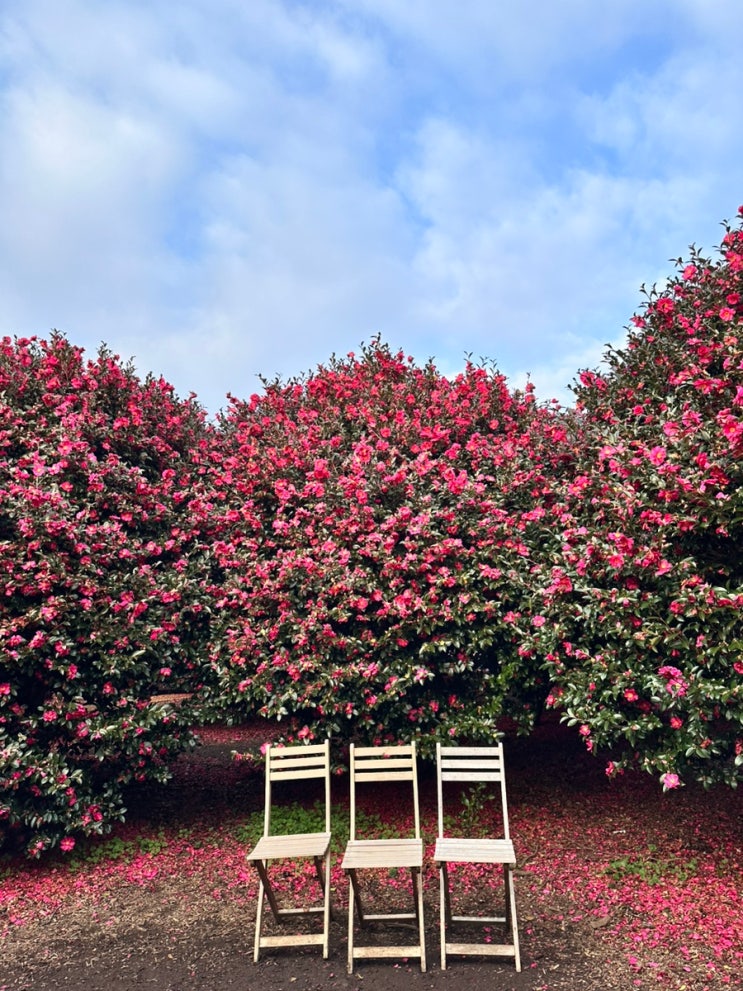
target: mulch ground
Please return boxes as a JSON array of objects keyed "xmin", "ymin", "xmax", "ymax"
[{"xmin": 1, "ymin": 717, "xmax": 740, "ymax": 991}]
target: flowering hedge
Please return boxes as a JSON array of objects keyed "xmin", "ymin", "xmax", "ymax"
[
  {"xmin": 519, "ymin": 210, "xmax": 743, "ymax": 786},
  {"xmin": 201, "ymin": 343, "xmax": 572, "ymax": 754},
  {"xmin": 0, "ymin": 336, "xmax": 214, "ymax": 855},
  {"xmin": 4, "ymin": 213, "xmax": 743, "ymax": 857}
]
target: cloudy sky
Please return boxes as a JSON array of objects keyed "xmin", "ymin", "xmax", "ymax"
[{"xmin": 1, "ymin": 0, "xmax": 741, "ymax": 413}]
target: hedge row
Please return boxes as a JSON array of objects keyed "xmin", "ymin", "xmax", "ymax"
[{"xmin": 2, "ymin": 211, "xmax": 742, "ymax": 854}]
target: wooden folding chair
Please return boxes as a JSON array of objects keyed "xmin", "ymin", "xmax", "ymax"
[
  {"xmin": 341, "ymin": 743, "xmax": 427, "ymax": 974},
  {"xmin": 434, "ymin": 742, "xmax": 521, "ymax": 971},
  {"xmin": 247, "ymin": 739, "xmax": 333, "ymax": 962}
]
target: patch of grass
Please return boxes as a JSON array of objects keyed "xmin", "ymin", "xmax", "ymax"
[
  {"xmin": 605, "ymin": 844, "xmax": 699, "ymax": 886},
  {"xmin": 442, "ymin": 782, "xmax": 497, "ymax": 839},
  {"xmin": 66, "ymin": 830, "xmax": 170, "ymax": 871},
  {"xmin": 235, "ymin": 800, "xmax": 341, "ymax": 847},
  {"xmin": 68, "ymin": 836, "xmax": 137, "ymax": 871},
  {"xmin": 351, "ymin": 807, "xmax": 400, "ymax": 842},
  {"xmin": 136, "ymin": 833, "xmax": 168, "ymax": 856},
  {"xmin": 234, "ymin": 800, "xmax": 405, "ymax": 851}
]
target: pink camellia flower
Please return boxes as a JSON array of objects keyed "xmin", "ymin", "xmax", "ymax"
[
  {"xmin": 658, "ymin": 665, "xmax": 688, "ymax": 696},
  {"xmin": 670, "ymin": 716, "xmax": 683, "ymax": 729},
  {"xmin": 531, "ymin": 615, "xmax": 546, "ymax": 628},
  {"xmin": 661, "ymin": 772, "xmax": 680, "ymax": 790},
  {"xmin": 60, "ymin": 837, "xmax": 75, "ymax": 852},
  {"xmin": 0, "ymin": 683, "xmax": 10, "ymax": 696},
  {"xmin": 624, "ymin": 688, "xmax": 639, "ymax": 702},
  {"xmin": 648, "ymin": 446, "xmax": 667, "ymax": 466}
]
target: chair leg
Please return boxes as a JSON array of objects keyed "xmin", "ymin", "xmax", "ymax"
[
  {"xmin": 413, "ymin": 867, "xmax": 427, "ymax": 973},
  {"xmin": 506, "ymin": 866, "xmax": 521, "ymax": 972},
  {"xmin": 313, "ymin": 855, "xmax": 332, "ymax": 915},
  {"xmin": 322, "ymin": 851, "xmax": 331, "ymax": 960},
  {"xmin": 503, "ymin": 865, "xmax": 511, "ymax": 929},
  {"xmin": 254, "ymin": 859, "xmax": 282, "ymax": 919},
  {"xmin": 254, "ymin": 879, "xmax": 265, "ymax": 963},
  {"xmin": 347, "ymin": 870, "xmax": 367, "ymax": 925},
  {"xmin": 439, "ymin": 863, "xmax": 448, "ymax": 970},
  {"xmin": 347, "ymin": 880, "xmax": 355, "ymax": 974}
]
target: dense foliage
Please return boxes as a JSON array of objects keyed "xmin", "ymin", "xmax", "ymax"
[
  {"xmin": 520, "ymin": 212, "xmax": 743, "ymax": 786},
  {"xmin": 0, "ymin": 336, "xmax": 213, "ymax": 855},
  {"xmin": 201, "ymin": 345, "xmax": 571, "ymax": 754},
  {"xmin": 2, "ymin": 210, "xmax": 743, "ymax": 855}
]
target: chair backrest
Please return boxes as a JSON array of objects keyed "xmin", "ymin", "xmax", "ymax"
[
  {"xmin": 263, "ymin": 739, "xmax": 332, "ymax": 836},
  {"xmin": 436, "ymin": 742, "xmax": 511, "ymax": 840},
  {"xmin": 348, "ymin": 743, "xmax": 420, "ymax": 841}
]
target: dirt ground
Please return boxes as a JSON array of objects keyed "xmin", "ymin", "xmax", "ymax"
[
  {"xmin": 1, "ymin": 874, "xmax": 622, "ymax": 991},
  {"xmin": 1, "ymin": 721, "xmax": 739, "ymax": 991}
]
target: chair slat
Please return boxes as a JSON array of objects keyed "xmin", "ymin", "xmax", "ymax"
[
  {"xmin": 353, "ymin": 770, "xmax": 414, "ymax": 783},
  {"xmin": 438, "ymin": 745, "xmax": 503, "ymax": 756},
  {"xmin": 441, "ymin": 757, "xmax": 503, "ymax": 771},
  {"xmin": 270, "ymin": 754, "xmax": 328, "ymax": 767},
  {"xmin": 353, "ymin": 744, "xmax": 414, "ymax": 757},
  {"xmin": 270, "ymin": 754, "xmax": 328, "ymax": 769},
  {"xmin": 270, "ymin": 767, "xmax": 330, "ymax": 781},
  {"xmin": 271, "ymin": 742, "xmax": 328, "ymax": 754},
  {"xmin": 444, "ymin": 943, "xmax": 517, "ymax": 958},
  {"xmin": 440, "ymin": 770, "xmax": 503, "ymax": 782},
  {"xmin": 352, "ymin": 756, "xmax": 415, "ymax": 770}
]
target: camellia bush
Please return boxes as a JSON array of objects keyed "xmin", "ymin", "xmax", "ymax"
[
  {"xmin": 519, "ymin": 211, "xmax": 743, "ymax": 787},
  {"xmin": 0, "ymin": 335, "xmax": 214, "ymax": 854},
  {"xmin": 4, "ymin": 214, "xmax": 743, "ymax": 859},
  {"xmin": 200, "ymin": 342, "xmax": 574, "ymax": 755}
]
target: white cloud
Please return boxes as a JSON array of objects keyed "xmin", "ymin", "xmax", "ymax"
[{"xmin": 0, "ymin": 0, "xmax": 741, "ymax": 412}]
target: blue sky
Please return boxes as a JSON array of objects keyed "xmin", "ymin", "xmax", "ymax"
[{"xmin": 1, "ymin": 0, "xmax": 741, "ymax": 413}]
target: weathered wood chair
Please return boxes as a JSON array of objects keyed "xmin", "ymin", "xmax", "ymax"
[
  {"xmin": 341, "ymin": 743, "xmax": 427, "ymax": 974},
  {"xmin": 434, "ymin": 742, "xmax": 521, "ymax": 971},
  {"xmin": 246, "ymin": 739, "xmax": 333, "ymax": 962}
]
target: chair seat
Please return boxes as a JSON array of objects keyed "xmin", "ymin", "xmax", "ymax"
[
  {"xmin": 434, "ymin": 837, "xmax": 515, "ymax": 865},
  {"xmin": 342, "ymin": 837, "xmax": 424, "ymax": 870},
  {"xmin": 248, "ymin": 831, "xmax": 332, "ymax": 862}
]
